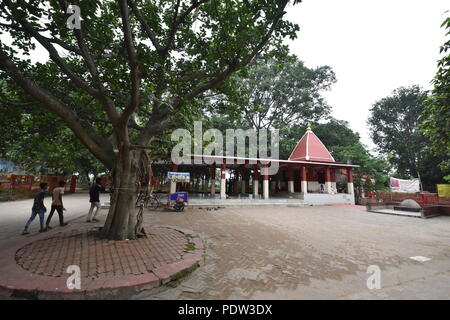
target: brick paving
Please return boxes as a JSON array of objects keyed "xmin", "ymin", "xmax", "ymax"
[
  {"xmin": 15, "ymin": 227, "xmax": 187, "ymax": 279},
  {"xmin": 133, "ymin": 205, "xmax": 450, "ymax": 300},
  {"xmin": 0, "ymin": 225, "xmax": 204, "ymax": 299},
  {"xmin": 3, "ymin": 195, "xmax": 450, "ymax": 300}
]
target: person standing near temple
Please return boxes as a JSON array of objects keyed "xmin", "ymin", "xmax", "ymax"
[
  {"xmin": 149, "ymin": 175, "xmax": 157, "ymax": 195},
  {"xmin": 22, "ymin": 182, "xmax": 49, "ymax": 235},
  {"xmin": 46, "ymin": 180, "xmax": 68, "ymax": 229},
  {"xmin": 86, "ymin": 177, "xmax": 102, "ymax": 222}
]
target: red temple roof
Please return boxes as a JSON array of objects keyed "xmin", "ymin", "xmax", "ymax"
[{"xmin": 288, "ymin": 126, "xmax": 335, "ymax": 163}]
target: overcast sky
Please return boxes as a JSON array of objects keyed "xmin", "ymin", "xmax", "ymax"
[
  {"xmin": 285, "ymin": 0, "xmax": 449, "ymax": 150},
  {"xmin": 3, "ymin": 1, "xmax": 448, "ymax": 151}
]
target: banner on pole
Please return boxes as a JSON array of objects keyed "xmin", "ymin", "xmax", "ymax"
[
  {"xmin": 390, "ymin": 177, "xmax": 420, "ymax": 193},
  {"xmin": 167, "ymin": 172, "xmax": 190, "ymax": 183}
]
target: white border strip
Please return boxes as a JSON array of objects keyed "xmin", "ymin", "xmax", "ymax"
[{"xmin": 191, "ymin": 154, "xmax": 359, "ymax": 168}]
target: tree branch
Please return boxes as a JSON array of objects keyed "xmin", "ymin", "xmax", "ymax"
[
  {"xmin": 118, "ymin": 0, "xmax": 141, "ymax": 126},
  {"xmin": 179, "ymin": 71, "xmax": 221, "ymax": 82},
  {"xmin": 43, "ymin": 35, "xmax": 82, "ymax": 55},
  {"xmin": 238, "ymin": 9, "xmax": 287, "ymax": 68},
  {"xmin": 0, "ymin": 97, "xmax": 38, "ymax": 107},
  {"xmin": 163, "ymin": 0, "xmax": 210, "ymax": 53},
  {"xmin": 137, "ymin": 3, "xmax": 287, "ymax": 146},
  {"xmin": 136, "ymin": 104, "xmax": 170, "ymax": 146},
  {"xmin": 56, "ymin": 0, "xmax": 120, "ymax": 126},
  {"xmin": 0, "ymin": 46, "xmax": 114, "ymax": 169},
  {"xmin": 84, "ymin": 116, "xmax": 143, "ymax": 131},
  {"xmin": 2, "ymin": 2, "xmax": 102, "ymax": 100},
  {"xmin": 127, "ymin": 0, "xmax": 163, "ymax": 52}
]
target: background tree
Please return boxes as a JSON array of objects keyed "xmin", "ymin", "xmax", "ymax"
[
  {"xmin": 421, "ymin": 16, "xmax": 450, "ymax": 182},
  {"xmin": 202, "ymin": 58, "xmax": 389, "ymax": 196},
  {"xmin": 0, "ymin": 0, "xmax": 301, "ymax": 240},
  {"xmin": 335, "ymin": 142, "xmax": 390, "ymax": 197},
  {"xmin": 0, "ymin": 93, "xmax": 106, "ymax": 182},
  {"xmin": 368, "ymin": 85, "xmax": 446, "ymax": 189},
  {"xmin": 206, "ymin": 56, "xmax": 335, "ymax": 130}
]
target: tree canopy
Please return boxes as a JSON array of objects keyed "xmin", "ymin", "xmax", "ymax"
[
  {"xmin": 368, "ymin": 85, "xmax": 446, "ymax": 188},
  {"xmin": 0, "ymin": 0, "xmax": 301, "ymax": 239},
  {"xmin": 205, "ymin": 56, "xmax": 336, "ymax": 130},
  {"xmin": 421, "ymin": 16, "xmax": 450, "ymax": 182}
]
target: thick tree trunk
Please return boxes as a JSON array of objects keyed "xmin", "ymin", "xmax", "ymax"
[{"xmin": 101, "ymin": 147, "xmax": 141, "ymax": 240}]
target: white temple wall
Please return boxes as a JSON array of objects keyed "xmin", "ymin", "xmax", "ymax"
[
  {"xmin": 307, "ymin": 181, "xmax": 320, "ymax": 193},
  {"xmin": 300, "ymin": 193, "xmax": 355, "ymax": 205}
]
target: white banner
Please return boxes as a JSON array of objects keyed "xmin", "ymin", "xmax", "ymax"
[
  {"xmin": 167, "ymin": 172, "xmax": 190, "ymax": 183},
  {"xmin": 390, "ymin": 177, "xmax": 420, "ymax": 193}
]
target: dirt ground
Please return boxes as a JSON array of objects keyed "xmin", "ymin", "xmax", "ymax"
[{"xmin": 134, "ymin": 204, "xmax": 450, "ymax": 300}]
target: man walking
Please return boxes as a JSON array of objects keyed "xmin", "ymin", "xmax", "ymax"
[
  {"xmin": 22, "ymin": 182, "xmax": 49, "ymax": 235},
  {"xmin": 46, "ymin": 180, "xmax": 68, "ymax": 229},
  {"xmin": 86, "ymin": 177, "xmax": 102, "ymax": 222}
]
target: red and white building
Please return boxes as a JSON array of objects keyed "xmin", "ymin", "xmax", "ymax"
[{"xmin": 161, "ymin": 125, "xmax": 359, "ymax": 205}]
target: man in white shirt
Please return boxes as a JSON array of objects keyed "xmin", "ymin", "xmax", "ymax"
[{"xmin": 45, "ymin": 180, "xmax": 68, "ymax": 229}]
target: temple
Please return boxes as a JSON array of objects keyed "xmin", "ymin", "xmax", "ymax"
[{"xmin": 155, "ymin": 125, "xmax": 359, "ymax": 205}]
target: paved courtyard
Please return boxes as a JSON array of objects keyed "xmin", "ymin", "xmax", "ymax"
[
  {"xmin": 0, "ymin": 193, "xmax": 110, "ymax": 245},
  {"xmin": 0, "ymin": 193, "xmax": 203, "ymax": 299},
  {"xmin": 1, "ymin": 194, "xmax": 450, "ymax": 299},
  {"xmin": 137, "ymin": 204, "xmax": 450, "ymax": 300}
]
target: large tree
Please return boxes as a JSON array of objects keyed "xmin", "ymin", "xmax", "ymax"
[
  {"xmin": 421, "ymin": 16, "xmax": 450, "ymax": 182},
  {"xmin": 0, "ymin": 88, "xmax": 105, "ymax": 180},
  {"xmin": 0, "ymin": 114, "xmax": 106, "ymax": 181},
  {"xmin": 206, "ymin": 56, "xmax": 335, "ymax": 130},
  {"xmin": 368, "ymin": 85, "xmax": 446, "ymax": 188},
  {"xmin": 0, "ymin": 0, "xmax": 300, "ymax": 239},
  {"xmin": 333, "ymin": 142, "xmax": 390, "ymax": 197}
]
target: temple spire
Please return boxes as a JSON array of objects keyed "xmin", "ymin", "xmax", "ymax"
[{"xmin": 288, "ymin": 123, "xmax": 335, "ymax": 162}]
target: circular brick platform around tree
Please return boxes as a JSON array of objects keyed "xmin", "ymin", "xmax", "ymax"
[{"xmin": 0, "ymin": 225, "xmax": 204, "ymax": 299}]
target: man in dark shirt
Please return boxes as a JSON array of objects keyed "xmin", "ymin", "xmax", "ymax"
[
  {"xmin": 86, "ymin": 177, "xmax": 103, "ymax": 222},
  {"xmin": 22, "ymin": 182, "xmax": 48, "ymax": 235}
]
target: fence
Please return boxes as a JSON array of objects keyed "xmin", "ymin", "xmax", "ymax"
[
  {"xmin": 365, "ymin": 191, "xmax": 450, "ymax": 206},
  {"xmin": 0, "ymin": 174, "xmax": 77, "ymax": 201}
]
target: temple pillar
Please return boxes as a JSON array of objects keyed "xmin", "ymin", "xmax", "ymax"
[
  {"xmin": 210, "ymin": 166, "xmax": 216, "ymax": 196},
  {"xmin": 220, "ymin": 164, "xmax": 226, "ymax": 199},
  {"xmin": 263, "ymin": 165, "xmax": 269, "ymax": 200},
  {"xmin": 270, "ymin": 176, "xmax": 276, "ymax": 193},
  {"xmin": 169, "ymin": 163, "xmax": 178, "ymax": 194},
  {"xmin": 347, "ymin": 168, "xmax": 354, "ymax": 195},
  {"xmin": 241, "ymin": 167, "xmax": 246, "ymax": 195},
  {"xmin": 288, "ymin": 167, "xmax": 294, "ymax": 193},
  {"xmin": 201, "ymin": 176, "xmax": 208, "ymax": 193},
  {"xmin": 301, "ymin": 166, "xmax": 308, "ymax": 194},
  {"xmin": 325, "ymin": 167, "xmax": 332, "ymax": 194},
  {"xmin": 253, "ymin": 165, "xmax": 259, "ymax": 198}
]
